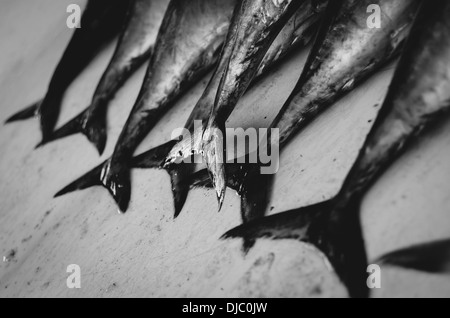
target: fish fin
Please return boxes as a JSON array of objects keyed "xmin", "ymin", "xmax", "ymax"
[
  {"xmin": 377, "ymin": 239, "xmax": 450, "ymax": 274},
  {"xmin": 222, "ymin": 199, "xmax": 369, "ymax": 298},
  {"xmin": 54, "ymin": 162, "xmax": 105, "ymax": 198},
  {"xmin": 55, "ymin": 159, "xmax": 131, "ymax": 213},
  {"xmin": 202, "ymin": 122, "xmax": 226, "ymax": 211},
  {"xmin": 132, "ymin": 141, "xmax": 191, "ymax": 217},
  {"xmin": 132, "ymin": 140, "xmax": 179, "ymax": 169},
  {"xmin": 39, "ymin": 101, "xmax": 108, "ymax": 154},
  {"xmin": 221, "ymin": 201, "xmax": 331, "ymax": 241},
  {"xmin": 188, "ymin": 163, "xmax": 249, "ymax": 191},
  {"xmin": 168, "ymin": 163, "xmax": 196, "ymax": 218},
  {"xmin": 5, "ymin": 100, "xmax": 41, "ymax": 123},
  {"xmin": 189, "ymin": 169, "xmax": 213, "ymax": 189}
]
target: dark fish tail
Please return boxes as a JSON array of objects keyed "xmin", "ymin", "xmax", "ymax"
[
  {"xmin": 222, "ymin": 198, "xmax": 369, "ymax": 298},
  {"xmin": 132, "ymin": 140, "xmax": 179, "ymax": 169},
  {"xmin": 55, "ymin": 158, "xmax": 131, "ymax": 213},
  {"xmin": 168, "ymin": 163, "xmax": 196, "ymax": 218},
  {"xmin": 5, "ymin": 100, "xmax": 41, "ymax": 123},
  {"xmin": 41, "ymin": 97, "xmax": 109, "ymax": 154},
  {"xmin": 132, "ymin": 140, "xmax": 193, "ymax": 217},
  {"xmin": 55, "ymin": 162, "xmax": 105, "ymax": 198},
  {"xmin": 378, "ymin": 239, "xmax": 450, "ymax": 274}
]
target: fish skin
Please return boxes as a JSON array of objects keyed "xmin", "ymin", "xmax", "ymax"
[
  {"xmin": 201, "ymin": 0, "xmax": 306, "ymax": 209},
  {"xmin": 223, "ymin": 0, "xmax": 431, "ymax": 298},
  {"xmin": 217, "ymin": 0, "xmax": 420, "ymax": 235},
  {"xmin": 5, "ymin": 0, "xmax": 131, "ymax": 144},
  {"xmin": 56, "ymin": 0, "xmax": 237, "ymax": 213},
  {"xmin": 132, "ymin": 0, "xmax": 328, "ymax": 217},
  {"xmin": 378, "ymin": 239, "xmax": 450, "ymax": 274},
  {"xmin": 42, "ymin": 0, "xmax": 171, "ymax": 155}
]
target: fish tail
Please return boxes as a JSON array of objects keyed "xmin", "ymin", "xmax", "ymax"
[
  {"xmin": 55, "ymin": 158, "xmax": 131, "ymax": 213},
  {"xmin": 377, "ymin": 239, "xmax": 450, "ymax": 274},
  {"xmin": 202, "ymin": 122, "xmax": 227, "ymax": 211},
  {"xmin": 189, "ymin": 169, "xmax": 213, "ymax": 189},
  {"xmin": 5, "ymin": 100, "xmax": 41, "ymax": 123},
  {"xmin": 132, "ymin": 140, "xmax": 193, "ymax": 217},
  {"xmin": 131, "ymin": 140, "xmax": 179, "ymax": 169},
  {"xmin": 54, "ymin": 162, "xmax": 105, "ymax": 198},
  {"xmin": 39, "ymin": 99, "xmax": 108, "ymax": 154},
  {"xmin": 222, "ymin": 199, "xmax": 369, "ymax": 298},
  {"xmin": 168, "ymin": 164, "xmax": 196, "ymax": 218}
]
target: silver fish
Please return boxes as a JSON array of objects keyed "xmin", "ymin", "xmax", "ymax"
[{"xmin": 41, "ymin": 0, "xmax": 170, "ymax": 154}]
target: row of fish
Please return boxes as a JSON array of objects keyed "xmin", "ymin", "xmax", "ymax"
[{"xmin": 6, "ymin": 0, "xmax": 450, "ymax": 297}]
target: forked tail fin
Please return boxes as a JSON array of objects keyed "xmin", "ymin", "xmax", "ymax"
[
  {"xmin": 38, "ymin": 100, "xmax": 108, "ymax": 155},
  {"xmin": 222, "ymin": 199, "xmax": 369, "ymax": 298},
  {"xmin": 5, "ymin": 100, "xmax": 41, "ymax": 123},
  {"xmin": 132, "ymin": 140, "xmax": 192, "ymax": 217},
  {"xmin": 378, "ymin": 239, "xmax": 450, "ymax": 274},
  {"xmin": 55, "ymin": 158, "xmax": 131, "ymax": 213}
]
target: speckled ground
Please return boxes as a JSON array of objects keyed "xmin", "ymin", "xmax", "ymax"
[{"xmin": 0, "ymin": 0, "xmax": 449, "ymax": 298}]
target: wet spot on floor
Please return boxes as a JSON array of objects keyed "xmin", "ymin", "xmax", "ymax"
[
  {"xmin": 21, "ymin": 235, "xmax": 32, "ymax": 244},
  {"xmin": 3, "ymin": 249, "xmax": 17, "ymax": 263}
]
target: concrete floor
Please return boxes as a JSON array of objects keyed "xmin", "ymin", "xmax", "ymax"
[{"xmin": 0, "ymin": 0, "xmax": 449, "ymax": 298}]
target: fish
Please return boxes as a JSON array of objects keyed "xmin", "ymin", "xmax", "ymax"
[
  {"xmin": 202, "ymin": 0, "xmax": 420, "ymax": 238},
  {"xmin": 200, "ymin": 0, "xmax": 306, "ymax": 209},
  {"xmin": 223, "ymin": 0, "xmax": 450, "ymax": 298},
  {"xmin": 132, "ymin": 0, "xmax": 328, "ymax": 217},
  {"xmin": 378, "ymin": 239, "xmax": 450, "ymax": 274},
  {"xmin": 55, "ymin": 0, "xmax": 238, "ymax": 213},
  {"xmin": 40, "ymin": 0, "xmax": 171, "ymax": 154},
  {"xmin": 5, "ymin": 0, "xmax": 131, "ymax": 144}
]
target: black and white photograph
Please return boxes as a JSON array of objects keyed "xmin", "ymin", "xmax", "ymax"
[{"xmin": 0, "ymin": 0, "xmax": 450, "ymax": 301}]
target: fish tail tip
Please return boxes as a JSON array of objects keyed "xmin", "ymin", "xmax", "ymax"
[
  {"xmin": 54, "ymin": 162, "xmax": 104, "ymax": 198},
  {"xmin": 173, "ymin": 194, "xmax": 186, "ymax": 218},
  {"xmin": 221, "ymin": 225, "xmax": 243, "ymax": 240},
  {"xmin": 242, "ymin": 238, "xmax": 256, "ymax": 254},
  {"xmin": 103, "ymin": 162, "xmax": 132, "ymax": 213},
  {"xmin": 169, "ymin": 166, "xmax": 192, "ymax": 218},
  {"xmin": 217, "ymin": 191, "xmax": 225, "ymax": 212},
  {"xmin": 5, "ymin": 101, "xmax": 40, "ymax": 124},
  {"xmin": 35, "ymin": 141, "xmax": 45, "ymax": 150},
  {"xmin": 116, "ymin": 196, "xmax": 130, "ymax": 214},
  {"xmin": 54, "ymin": 185, "xmax": 73, "ymax": 198}
]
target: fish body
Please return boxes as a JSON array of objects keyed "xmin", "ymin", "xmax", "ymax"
[
  {"xmin": 56, "ymin": 0, "xmax": 237, "ymax": 212},
  {"xmin": 216, "ymin": 0, "xmax": 420, "ymax": 231},
  {"xmin": 132, "ymin": 0, "xmax": 328, "ymax": 217},
  {"xmin": 201, "ymin": 0, "xmax": 305, "ymax": 208},
  {"xmin": 6, "ymin": 0, "xmax": 131, "ymax": 143},
  {"xmin": 43, "ymin": 0, "xmax": 171, "ymax": 154},
  {"xmin": 224, "ymin": 0, "xmax": 438, "ymax": 298}
]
